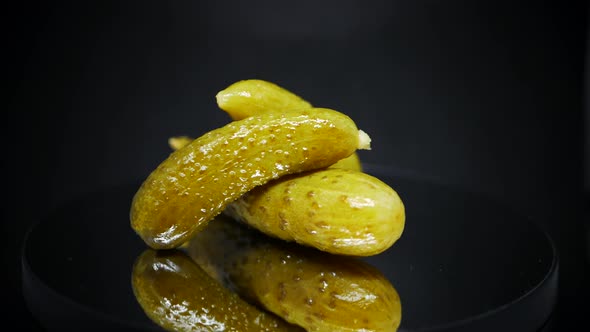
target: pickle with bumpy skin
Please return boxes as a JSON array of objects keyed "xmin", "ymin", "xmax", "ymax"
[
  {"xmin": 215, "ymin": 79, "xmax": 312, "ymax": 121},
  {"xmin": 216, "ymin": 79, "xmax": 363, "ymax": 171},
  {"xmin": 225, "ymin": 168, "xmax": 405, "ymax": 256},
  {"xmin": 132, "ymin": 249, "xmax": 303, "ymax": 332},
  {"xmin": 131, "ymin": 108, "xmax": 371, "ymax": 249},
  {"xmin": 186, "ymin": 216, "xmax": 402, "ymax": 332},
  {"xmin": 168, "ymin": 139, "xmax": 404, "ymax": 256}
]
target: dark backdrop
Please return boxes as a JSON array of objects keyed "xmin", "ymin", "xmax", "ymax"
[{"xmin": 6, "ymin": 1, "xmax": 589, "ymax": 330}]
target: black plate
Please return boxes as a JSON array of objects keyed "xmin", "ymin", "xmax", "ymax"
[{"xmin": 22, "ymin": 165, "xmax": 558, "ymax": 332}]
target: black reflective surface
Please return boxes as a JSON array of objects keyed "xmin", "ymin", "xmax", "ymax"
[{"xmin": 22, "ymin": 166, "xmax": 558, "ymax": 332}]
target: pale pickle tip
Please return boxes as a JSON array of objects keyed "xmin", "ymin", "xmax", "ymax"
[{"xmin": 358, "ymin": 129, "xmax": 372, "ymax": 150}]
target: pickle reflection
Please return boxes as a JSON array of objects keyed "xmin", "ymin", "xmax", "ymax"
[
  {"xmin": 131, "ymin": 249, "xmax": 304, "ymax": 332},
  {"xmin": 186, "ymin": 216, "xmax": 402, "ymax": 332}
]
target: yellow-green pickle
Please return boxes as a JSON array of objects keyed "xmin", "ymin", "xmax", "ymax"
[
  {"xmin": 224, "ymin": 168, "xmax": 405, "ymax": 256},
  {"xmin": 131, "ymin": 108, "xmax": 371, "ymax": 249},
  {"xmin": 186, "ymin": 216, "xmax": 402, "ymax": 332},
  {"xmin": 216, "ymin": 79, "xmax": 312, "ymax": 121},
  {"xmin": 132, "ymin": 249, "xmax": 304, "ymax": 332}
]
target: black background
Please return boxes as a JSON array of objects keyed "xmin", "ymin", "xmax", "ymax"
[{"xmin": 6, "ymin": 1, "xmax": 589, "ymax": 330}]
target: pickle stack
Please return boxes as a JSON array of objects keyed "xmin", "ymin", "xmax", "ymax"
[{"xmin": 130, "ymin": 79, "xmax": 405, "ymax": 332}]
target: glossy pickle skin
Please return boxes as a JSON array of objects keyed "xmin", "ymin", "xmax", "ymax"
[
  {"xmin": 216, "ymin": 79, "xmax": 363, "ymax": 172},
  {"xmin": 225, "ymin": 168, "xmax": 405, "ymax": 256},
  {"xmin": 130, "ymin": 108, "xmax": 363, "ymax": 249},
  {"xmin": 186, "ymin": 217, "xmax": 402, "ymax": 332},
  {"xmin": 132, "ymin": 249, "xmax": 303, "ymax": 332},
  {"xmin": 216, "ymin": 79, "xmax": 312, "ymax": 121}
]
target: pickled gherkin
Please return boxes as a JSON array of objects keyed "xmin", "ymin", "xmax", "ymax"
[{"xmin": 131, "ymin": 108, "xmax": 371, "ymax": 249}]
